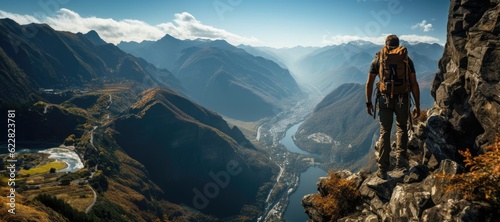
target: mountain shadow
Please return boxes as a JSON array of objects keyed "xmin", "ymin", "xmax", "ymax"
[{"xmin": 113, "ymin": 87, "xmax": 277, "ymax": 218}]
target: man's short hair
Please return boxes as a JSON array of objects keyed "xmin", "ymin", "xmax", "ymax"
[{"xmin": 385, "ymin": 35, "xmax": 399, "ymax": 47}]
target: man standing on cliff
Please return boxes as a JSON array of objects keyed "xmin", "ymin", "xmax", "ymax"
[{"xmin": 365, "ymin": 34, "xmax": 421, "ymax": 179}]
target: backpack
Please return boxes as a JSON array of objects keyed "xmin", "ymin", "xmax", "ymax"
[{"xmin": 376, "ymin": 46, "xmax": 410, "ymax": 98}]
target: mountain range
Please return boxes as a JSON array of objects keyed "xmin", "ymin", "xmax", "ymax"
[
  {"xmin": 118, "ymin": 36, "xmax": 303, "ymax": 121},
  {"xmin": 241, "ymin": 40, "xmax": 443, "ymax": 109},
  {"xmin": 0, "ymin": 19, "xmax": 278, "ymax": 221},
  {"xmin": 0, "ymin": 19, "xmax": 184, "ymax": 90},
  {"xmin": 0, "ymin": 19, "xmax": 183, "ymax": 104}
]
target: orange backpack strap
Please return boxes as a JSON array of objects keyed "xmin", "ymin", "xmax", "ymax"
[
  {"xmin": 404, "ymin": 52, "xmax": 411, "ymax": 88},
  {"xmin": 377, "ymin": 46, "xmax": 388, "ymax": 93}
]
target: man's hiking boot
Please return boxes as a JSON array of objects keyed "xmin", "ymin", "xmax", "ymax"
[
  {"xmin": 376, "ymin": 170, "xmax": 388, "ymax": 180},
  {"xmin": 395, "ymin": 158, "xmax": 409, "ymax": 172}
]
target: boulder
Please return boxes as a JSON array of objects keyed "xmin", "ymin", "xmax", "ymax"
[
  {"xmin": 302, "ymin": 194, "xmax": 327, "ymax": 222},
  {"xmin": 421, "ymin": 199, "xmax": 494, "ymax": 222},
  {"xmin": 360, "ymin": 169, "xmax": 405, "ymax": 201},
  {"xmin": 425, "ymin": 159, "xmax": 463, "ymax": 205},
  {"xmin": 388, "ymin": 184, "xmax": 432, "ymax": 221}
]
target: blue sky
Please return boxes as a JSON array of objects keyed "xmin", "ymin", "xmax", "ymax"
[{"xmin": 0, "ymin": 0, "xmax": 449, "ymax": 48}]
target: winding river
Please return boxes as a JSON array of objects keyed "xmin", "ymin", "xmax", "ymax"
[
  {"xmin": 279, "ymin": 122, "xmax": 310, "ymax": 155},
  {"xmin": 5, "ymin": 146, "xmax": 84, "ymax": 173},
  {"xmin": 280, "ymin": 122, "xmax": 327, "ymax": 221}
]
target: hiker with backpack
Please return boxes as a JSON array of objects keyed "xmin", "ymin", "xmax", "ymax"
[{"xmin": 365, "ymin": 34, "xmax": 421, "ymax": 180}]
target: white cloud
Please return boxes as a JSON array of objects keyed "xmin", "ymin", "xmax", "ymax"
[
  {"xmin": 322, "ymin": 34, "xmax": 387, "ymax": 45},
  {"xmin": 322, "ymin": 34, "xmax": 440, "ymax": 45},
  {"xmin": 43, "ymin": 8, "xmax": 165, "ymax": 44},
  {"xmin": 411, "ymin": 20, "xmax": 433, "ymax": 32},
  {"xmin": 399, "ymin": 34, "xmax": 440, "ymax": 44},
  {"xmin": 157, "ymin": 12, "xmax": 260, "ymax": 45},
  {"xmin": 0, "ymin": 9, "xmax": 260, "ymax": 46},
  {"xmin": 0, "ymin": 10, "xmax": 41, "ymax": 24}
]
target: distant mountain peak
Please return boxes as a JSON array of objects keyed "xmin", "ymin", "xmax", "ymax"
[
  {"xmin": 85, "ymin": 30, "xmax": 99, "ymax": 36},
  {"xmin": 84, "ymin": 30, "xmax": 107, "ymax": 45},
  {"xmin": 159, "ymin": 33, "xmax": 179, "ymax": 41},
  {"xmin": 347, "ymin": 40, "xmax": 375, "ymax": 46}
]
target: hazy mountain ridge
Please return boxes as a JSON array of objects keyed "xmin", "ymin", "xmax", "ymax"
[
  {"xmin": 240, "ymin": 41, "xmax": 443, "ymax": 109},
  {"xmin": 119, "ymin": 36, "xmax": 303, "ymax": 121},
  {"xmin": 118, "ymin": 34, "xmax": 198, "ymax": 70},
  {"xmin": 172, "ymin": 44, "xmax": 302, "ymax": 120},
  {"xmin": 292, "ymin": 41, "xmax": 443, "ymax": 94},
  {"xmin": 250, "ymin": 45, "xmax": 321, "ymax": 70},
  {"xmin": 236, "ymin": 44, "xmax": 289, "ymax": 69}
]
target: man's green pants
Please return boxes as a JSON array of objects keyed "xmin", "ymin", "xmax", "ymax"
[{"xmin": 377, "ymin": 94, "xmax": 410, "ymax": 172}]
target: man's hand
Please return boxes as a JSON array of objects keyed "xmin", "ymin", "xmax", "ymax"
[
  {"xmin": 367, "ymin": 103, "xmax": 375, "ymax": 116},
  {"xmin": 412, "ymin": 107, "xmax": 421, "ymax": 119}
]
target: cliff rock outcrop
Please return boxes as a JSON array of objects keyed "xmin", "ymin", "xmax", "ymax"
[
  {"xmin": 303, "ymin": 0, "xmax": 500, "ymax": 221},
  {"xmin": 430, "ymin": 0, "xmax": 499, "ymax": 157}
]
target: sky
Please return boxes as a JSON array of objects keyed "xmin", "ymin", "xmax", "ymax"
[{"xmin": 0, "ymin": 0, "xmax": 450, "ymax": 48}]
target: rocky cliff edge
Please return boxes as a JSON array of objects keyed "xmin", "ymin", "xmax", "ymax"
[{"xmin": 303, "ymin": 1, "xmax": 500, "ymax": 221}]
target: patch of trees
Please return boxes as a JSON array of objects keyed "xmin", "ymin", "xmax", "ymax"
[{"xmin": 35, "ymin": 194, "xmax": 99, "ymax": 222}]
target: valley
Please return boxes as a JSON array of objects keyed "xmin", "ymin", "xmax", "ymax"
[
  {"xmin": 0, "ymin": 17, "xmax": 446, "ymax": 221},
  {"xmin": 247, "ymin": 91, "xmax": 328, "ymax": 221},
  {"xmin": 0, "ymin": 81, "xmax": 325, "ymax": 221},
  {"xmin": 2, "ymin": 0, "xmax": 499, "ymax": 221}
]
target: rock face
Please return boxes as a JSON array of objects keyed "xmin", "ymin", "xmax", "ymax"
[
  {"xmin": 430, "ymin": 0, "xmax": 500, "ymax": 154},
  {"xmin": 303, "ymin": 1, "xmax": 500, "ymax": 221}
]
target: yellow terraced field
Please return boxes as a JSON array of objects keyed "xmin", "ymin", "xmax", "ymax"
[
  {"xmin": 19, "ymin": 161, "xmax": 68, "ymax": 175},
  {"xmin": 99, "ymin": 83, "xmax": 134, "ymax": 93}
]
